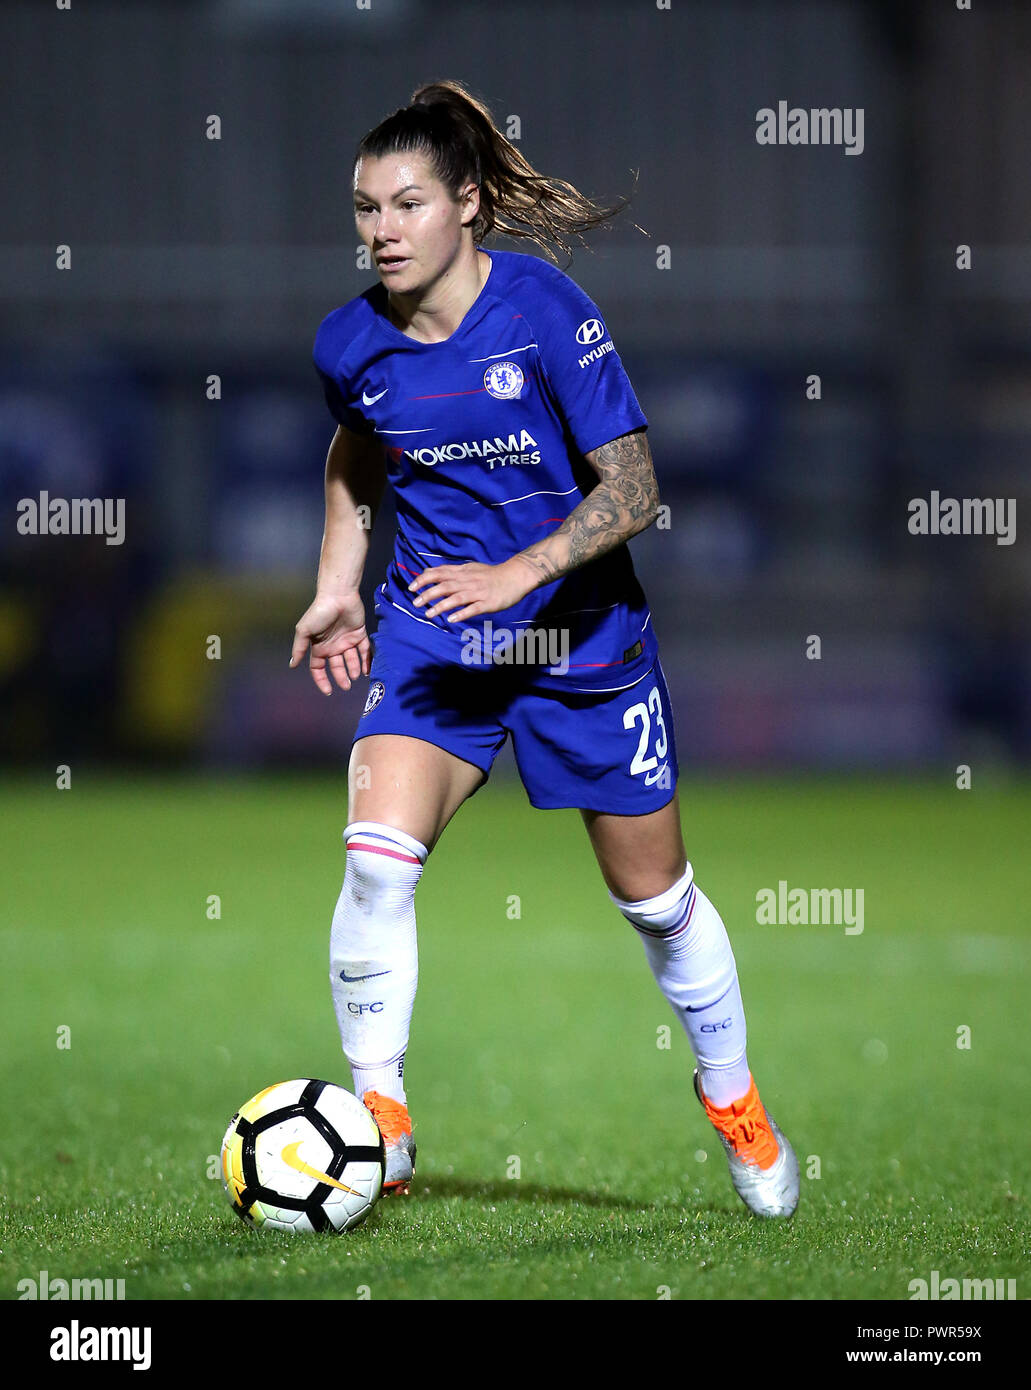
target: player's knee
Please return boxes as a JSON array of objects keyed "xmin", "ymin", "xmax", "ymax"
[
  {"xmin": 340, "ymin": 821, "xmax": 428, "ymax": 912},
  {"xmin": 609, "ymin": 861, "xmax": 694, "ymax": 933}
]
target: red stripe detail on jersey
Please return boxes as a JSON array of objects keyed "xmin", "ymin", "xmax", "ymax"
[
  {"xmin": 408, "ymin": 370, "xmax": 537, "ymax": 401},
  {"xmin": 409, "ymin": 387, "xmax": 487, "ymax": 400},
  {"xmin": 345, "ymin": 841, "xmax": 422, "ymax": 865}
]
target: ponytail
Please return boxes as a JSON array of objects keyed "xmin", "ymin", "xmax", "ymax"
[{"xmin": 354, "ymin": 78, "xmax": 644, "ymax": 263}]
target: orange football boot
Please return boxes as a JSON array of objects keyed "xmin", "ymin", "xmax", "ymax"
[
  {"xmin": 362, "ymin": 1090, "xmax": 416, "ymax": 1195},
  {"xmin": 694, "ymin": 1070, "xmax": 799, "ymax": 1218}
]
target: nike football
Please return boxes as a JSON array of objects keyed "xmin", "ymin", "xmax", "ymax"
[{"xmin": 220, "ymin": 1079, "xmax": 385, "ymax": 1233}]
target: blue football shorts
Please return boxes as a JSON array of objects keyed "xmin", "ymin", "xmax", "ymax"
[{"xmin": 352, "ymin": 622, "xmax": 679, "ymax": 814}]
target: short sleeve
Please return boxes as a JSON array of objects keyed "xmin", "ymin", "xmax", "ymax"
[
  {"xmin": 532, "ymin": 267, "xmax": 647, "ymax": 457},
  {"xmin": 312, "ymin": 317, "xmax": 375, "ymax": 437}
]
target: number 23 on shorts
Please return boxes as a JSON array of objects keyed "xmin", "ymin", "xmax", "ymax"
[{"xmin": 622, "ymin": 681, "xmax": 671, "ymax": 787}]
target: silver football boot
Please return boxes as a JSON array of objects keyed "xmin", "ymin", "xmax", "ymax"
[
  {"xmin": 693, "ymin": 1069, "xmax": 800, "ymax": 1218},
  {"xmin": 382, "ymin": 1130, "xmax": 416, "ymax": 1195}
]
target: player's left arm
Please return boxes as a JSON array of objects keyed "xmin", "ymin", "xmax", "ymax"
[
  {"xmin": 507, "ymin": 427, "xmax": 660, "ymax": 588},
  {"xmin": 408, "ymin": 428, "xmax": 659, "ymax": 621}
]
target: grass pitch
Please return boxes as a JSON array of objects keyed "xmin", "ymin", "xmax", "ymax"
[{"xmin": 1, "ymin": 771, "xmax": 1028, "ymax": 1300}]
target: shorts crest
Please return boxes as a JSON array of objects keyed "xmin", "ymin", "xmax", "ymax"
[{"xmin": 362, "ymin": 680, "xmax": 386, "ymax": 715}]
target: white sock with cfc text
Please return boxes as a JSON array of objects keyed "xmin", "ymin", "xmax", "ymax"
[
  {"xmin": 330, "ymin": 821, "xmax": 428, "ymax": 1107},
  {"xmin": 610, "ymin": 863, "xmax": 754, "ymax": 1108}
]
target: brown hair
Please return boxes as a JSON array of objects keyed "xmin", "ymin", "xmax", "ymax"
[{"xmin": 354, "ymin": 79, "xmax": 644, "ymax": 264}]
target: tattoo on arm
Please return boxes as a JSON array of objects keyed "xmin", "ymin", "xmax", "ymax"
[{"xmin": 510, "ymin": 430, "xmax": 660, "ymax": 588}]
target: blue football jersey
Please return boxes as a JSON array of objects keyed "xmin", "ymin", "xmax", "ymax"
[{"xmin": 312, "ymin": 246, "xmax": 658, "ymax": 692}]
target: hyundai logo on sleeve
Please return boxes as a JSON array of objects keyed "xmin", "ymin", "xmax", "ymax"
[{"xmin": 575, "ymin": 318, "xmax": 605, "ymax": 345}]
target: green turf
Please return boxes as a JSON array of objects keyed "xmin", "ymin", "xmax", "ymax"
[{"xmin": 1, "ymin": 771, "xmax": 1028, "ymax": 1300}]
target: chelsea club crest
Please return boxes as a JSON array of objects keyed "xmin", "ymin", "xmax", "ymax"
[
  {"xmin": 362, "ymin": 680, "xmax": 385, "ymax": 716},
  {"xmin": 483, "ymin": 361, "xmax": 524, "ymax": 399}
]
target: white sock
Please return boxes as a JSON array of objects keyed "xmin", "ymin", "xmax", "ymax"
[
  {"xmin": 330, "ymin": 821, "xmax": 428, "ymax": 1106},
  {"xmin": 610, "ymin": 864, "xmax": 753, "ymax": 1108}
]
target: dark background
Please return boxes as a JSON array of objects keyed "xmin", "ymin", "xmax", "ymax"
[{"xmin": 1, "ymin": 0, "xmax": 1028, "ymax": 772}]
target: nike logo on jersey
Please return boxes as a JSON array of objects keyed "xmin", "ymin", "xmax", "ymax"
[
  {"xmin": 339, "ymin": 968, "xmax": 391, "ymax": 983},
  {"xmin": 643, "ymin": 763, "xmax": 670, "ymax": 787},
  {"xmin": 362, "ymin": 388, "xmax": 389, "ymax": 405}
]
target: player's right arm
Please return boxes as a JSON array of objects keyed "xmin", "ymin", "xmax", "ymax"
[{"xmin": 290, "ymin": 424, "xmax": 387, "ymax": 695}]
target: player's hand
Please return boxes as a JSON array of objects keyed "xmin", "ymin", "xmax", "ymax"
[
  {"xmin": 289, "ymin": 590, "xmax": 372, "ymax": 695},
  {"xmin": 407, "ymin": 558, "xmax": 535, "ymax": 623}
]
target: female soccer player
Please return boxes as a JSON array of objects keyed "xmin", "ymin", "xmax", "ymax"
[{"xmin": 290, "ymin": 81, "xmax": 798, "ymax": 1218}]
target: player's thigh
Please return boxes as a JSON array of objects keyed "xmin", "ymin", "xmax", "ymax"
[
  {"xmin": 348, "ymin": 733, "xmax": 486, "ymax": 853},
  {"xmin": 581, "ymin": 790, "xmax": 688, "ymax": 902}
]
